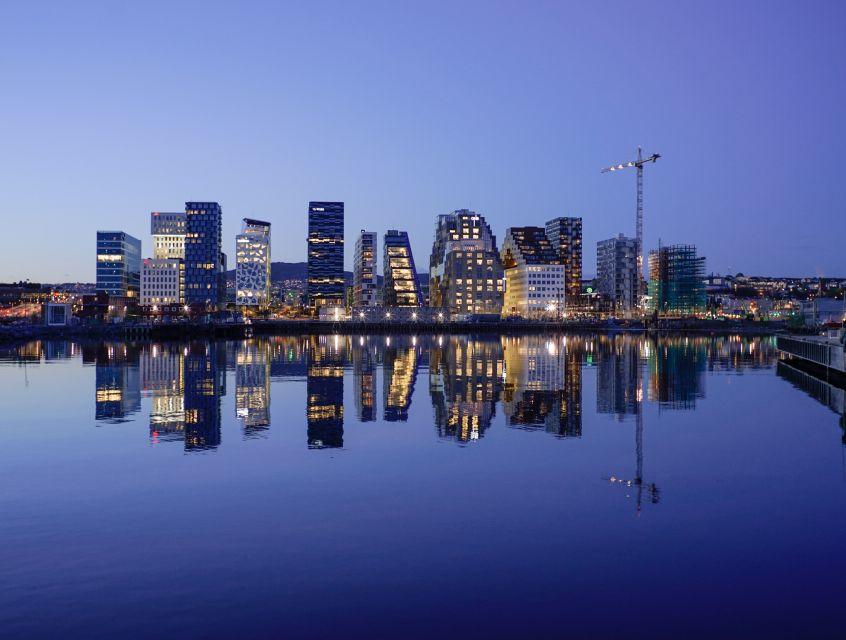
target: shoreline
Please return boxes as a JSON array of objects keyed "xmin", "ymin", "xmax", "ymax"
[{"xmin": 0, "ymin": 318, "xmax": 787, "ymax": 345}]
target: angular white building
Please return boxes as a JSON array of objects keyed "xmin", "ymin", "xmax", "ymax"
[
  {"xmin": 236, "ymin": 218, "xmax": 271, "ymax": 309},
  {"xmin": 500, "ymin": 227, "xmax": 565, "ymax": 318}
]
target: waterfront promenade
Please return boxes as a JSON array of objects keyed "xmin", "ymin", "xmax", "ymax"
[{"xmin": 0, "ymin": 317, "xmax": 788, "ymax": 344}]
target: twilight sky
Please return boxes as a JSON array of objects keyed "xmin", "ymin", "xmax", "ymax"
[{"xmin": 1, "ymin": 0, "xmax": 844, "ymax": 282}]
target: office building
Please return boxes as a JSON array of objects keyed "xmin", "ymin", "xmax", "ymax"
[
  {"xmin": 596, "ymin": 234, "xmax": 639, "ymax": 313},
  {"xmin": 353, "ymin": 231, "xmax": 378, "ymax": 307},
  {"xmin": 429, "ymin": 210, "xmax": 504, "ymax": 314},
  {"xmin": 383, "ymin": 230, "xmax": 423, "ymax": 307},
  {"xmin": 141, "ymin": 211, "xmax": 185, "ymax": 311},
  {"xmin": 235, "ymin": 218, "xmax": 271, "ymax": 309},
  {"xmin": 647, "ymin": 244, "xmax": 707, "ymax": 315},
  {"xmin": 501, "ymin": 227, "xmax": 565, "ymax": 318},
  {"xmin": 545, "ymin": 217, "xmax": 582, "ymax": 307},
  {"xmin": 140, "ymin": 258, "xmax": 182, "ymax": 307},
  {"xmin": 184, "ymin": 202, "xmax": 225, "ymax": 310},
  {"xmin": 96, "ymin": 231, "xmax": 141, "ymax": 299},
  {"xmin": 307, "ymin": 201, "xmax": 345, "ymax": 309},
  {"xmin": 151, "ymin": 211, "xmax": 187, "ymax": 260}
]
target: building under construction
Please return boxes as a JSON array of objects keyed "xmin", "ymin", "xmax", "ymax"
[{"xmin": 647, "ymin": 244, "xmax": 706, "ymax": 315}]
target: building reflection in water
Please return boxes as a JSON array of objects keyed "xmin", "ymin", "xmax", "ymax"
[
  {"xmin": 382, "ymin": 335, "xmax": 420, "ymax": 422},
  {"xmin": 353, "ymin": 336, "xmax": 378, "ymax": 422},
  {"xmin": 596, "ymin": 335, "xmax": 642, "ymax": 419},
  {"xmin": 235, "ymin": 339, "xmax": 271, "ymax": 437},
  {"xmin": 87, "ymin": 342, "xmax": 142, "ymax": 424},
  {"xmin": 306, "ymin": 335, "xmax": 345, "ymax": 449},
  {"xmin": 647, "ymin": 336, "xmax": 706, "ymax": 410},
  {"xmin": 502, "ymin": 336, "xmax": 583, "ymax": 438},
  {"xmin": 183, "ymin": 341, "xmax": 224, "ymax": 451},
  {"xmin": 0, "ymin": 334, "xmax": 785, "ymax": 455},
  {"xmin": 141, "ymin": 343, "xmax": 185, "ymax": 442},
  {"xmin": 429, "ymin": 336, "xmax": 503, "ymax": 443}
]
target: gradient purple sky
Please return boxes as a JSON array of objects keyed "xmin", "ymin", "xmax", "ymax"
[{"xmin": 1, "ymin": 0, "xmax": 844, "ymax": 282}]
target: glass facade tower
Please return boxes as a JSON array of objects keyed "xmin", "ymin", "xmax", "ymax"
[
  {"xmin": 96, "ymin": 231, "xmax": 141, "ymax": 298},
  {"xmin": 184, "ymin": 202, "xmax": 225, "ymax": 309},
  {"xmin": 307, "ymin": 201, "xmax": 345, "ymax": 309}
]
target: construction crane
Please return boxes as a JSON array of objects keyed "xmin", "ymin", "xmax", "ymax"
[{"xmin": 601, "ymin": 147, "xmax": 661, "ymax": 308}]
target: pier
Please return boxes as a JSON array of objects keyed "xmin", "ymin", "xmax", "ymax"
[{"xmin": 777, "ymin": 332, "xmax": 846, "ymax": 382}]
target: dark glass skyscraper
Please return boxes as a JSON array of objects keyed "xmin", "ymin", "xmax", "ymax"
[
  {"xmin": 184, "ymin": 202, "xmax": 225, "ymax": 309},
  {"xmin": 96, "ymin": 231, "xmax": 141, "ymax": 298},
  {"xmin": 307, "ymin": 201, "xmax": 345, "ymax": 309},
  {"xmin": 545, "ymin": 217, "xmax": 583, "ymax": 307}
]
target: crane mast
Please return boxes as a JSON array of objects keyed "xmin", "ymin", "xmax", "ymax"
[{"xmin": 602, "ymin": 147, "xmax": 661, "ymax": 310}]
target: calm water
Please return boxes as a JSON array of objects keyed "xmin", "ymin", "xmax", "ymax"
[{"xmin": 0, "ymin": 334, "xmax": 844, "ymax": 639}]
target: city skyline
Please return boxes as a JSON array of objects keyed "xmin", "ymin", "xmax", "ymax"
[{"xmin": 2, "ymin": 1, "xmax": 845, "ymax": 283}]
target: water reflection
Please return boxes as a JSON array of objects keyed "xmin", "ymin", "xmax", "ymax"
[
  {"xmin": 235, "ymin": 339, "xmax": 270, "ymax": 436},
  {"xmin": 430, "ymin": 337, "xmax": 502, "ymax": 443},
  {"xmin": 306, "ymin": 336, "xmax": 345, "ymax": 449},
  {"xmin": 1, "ymin": 334, "xmax": 792, "ymax": 452},
  {"xmin": 86, "ymin": 342, "xmax": 142, "ymax": 424},
  {"xmin": 502, "ymin": 336, "xmax": 582, "ymax": 438}
]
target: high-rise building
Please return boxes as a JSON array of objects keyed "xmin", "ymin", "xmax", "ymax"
[
  {"xmin": 307, "ymin": 201, "xmax": 345, "ymax": 309},
  {"xmin": 429, "ymin": 210, "xmax": 504, "ymax": 315},
  {"xmin": 647, "ymin": 244, "xmax": 707, "ymax": 315},
  {"xmin": 501, "ymin": 227, "xmax": 565, "ymax": 318},
  {"xmin": 96, "ymin": 231, "xmax": 141, "ymax": 299},
  {"xmin": 142, "ymin": 211, "xmax": 186, "ymax": 310},
  {"xmin": 184, "ymin": 202, "xmax": 225, "ymax": 310},
  {"xmin": 353, "ymin": 231, "xmax": 378, "ymax": 307},
  {"xmin": 596, "ymin": 234, "xmax": 639, "ymax": 313},
  {"xmin": 383, "ymin": 230, "xmax": 422, "ymax": 307},
  {"xmin": 545, "ymin": 217, "xmax": 582, "ymax": 307},
  {"xmin": 235, "ymin": 218, "xmax": 271, "ymax": 309},
  {"xmin": 151, "ymin": 211, "xmax": 187, "ymax": 260}
]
